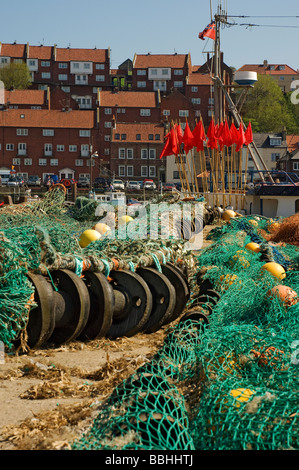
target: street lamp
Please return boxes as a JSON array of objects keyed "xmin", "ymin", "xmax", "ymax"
[{"xmin": 90, "ymin": 150, "xmax": 99, "ymax": 193}]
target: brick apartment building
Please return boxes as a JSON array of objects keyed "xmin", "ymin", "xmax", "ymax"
[{"xmin": 0, "ymin": 42, "xmax": 233, "ymax": 183}]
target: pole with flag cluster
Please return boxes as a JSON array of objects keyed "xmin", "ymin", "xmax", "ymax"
[{"xmin": 159, "ymin": 118, "xmax": 253, "ymax": 209}]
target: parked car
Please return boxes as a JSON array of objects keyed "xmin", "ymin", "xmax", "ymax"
[
  {"xmin": 7, "ymin": 176, "xmax": 22, "ymax": 187},
  {"xmin": 127, "ymin": 181, "xmax": 141, "ymax": 190},
  {"xmin": 163, "ymin": 182, "xmax": 177, "ymax": 191},
  {"xmin": 93, "ymin": 177, "xmax": 111, "ymax": 189},
  {"xmin": 143, "ymin": 179, "xmax": 156, "ymax": 190},
  {"xmin": 112, "ymin": 179, "xmax": 125, "ymax": 190},
  {"xmin": 26, "ymin": 175, "xmax": 41, "ymax": 187},
  {"xmin": 77, "ymin": 177, "xmax": 90, "ymax": 188}
]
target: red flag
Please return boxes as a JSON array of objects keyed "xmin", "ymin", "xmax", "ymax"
[
  {"xmin": 222, "ymin": 120, "xmax": 232, "ymax": 147},
  {"xmin": 207, "ymin": 118, "xmax": 218, "ymax": 149},
  {"xmin": 244, "ymin": 122, "xmax": 253, "ymax": 146},
  {"xmin": 170, "ymin": 127, "xmax": 179, "ymax": 156},
  {"xmin": 198, "ymin": 22, "xmax": 216, "ymax": 41},
  {"xmin": 230, "ymin": 122, "xmax": 239, "ymax": 146},
  {"xmin": 159, "ymin": 132, "xmax": 173, "ymax": 159},
  {"xmin": 192, "ymin": 120, "xmax": 206, "ymax": 151},
  {"xmin": 216, "ymin": 122, "xmax": 224, "ymax": 151},
  {"xmin": 182, "ymin": 121, "xmax": 194, "ymax": 154},
  {"xmin": 236, "ymin": 124, "xmax": 246, "ymax": 152},
  {"xmin": 176, "ymin": 123, "xmax": 184, "ymax": 146}
]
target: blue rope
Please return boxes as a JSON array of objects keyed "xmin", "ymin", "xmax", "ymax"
[
  {"xmin": 151, "ymin": 253, "xmax": 162, "ymax": 272},
  {"xmin": 101, "ymin": 259, "xmax": 111, "ymax": 277}
]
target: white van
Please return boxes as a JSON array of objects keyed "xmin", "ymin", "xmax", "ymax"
[{"xmin": 0, "ymin": 170, "xmax": 12, "ymax": 186}]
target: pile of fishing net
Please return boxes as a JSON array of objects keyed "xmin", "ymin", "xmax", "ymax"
[
  {"xmin": 0, "ymin": 188, "xmax": 198, "ymax": 348},
  {"xmin": 73, "ymin": 213, "xmax": 298, "ymax": 451}
]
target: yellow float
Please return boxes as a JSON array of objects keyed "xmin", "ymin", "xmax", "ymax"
[
  {"xmin": 79, "ymin": 229, "xmax": 101, "ymax": 248},
  {"xmin": 261, "ymin": 262, "xmax": 286, "ymax": 280},
  {"xmin": 222, "ymin": 210, "xmax": 236, "ymax": 222},
  {"xmin": 245, "ymin": 242, "xmax": 261, "ymax": 253},
  {"xmin": 92, "ymin": 222, "xmax": 111, "ymax": 235},
  {"xmin": 118, "ymin": 215, "xmax": 134, "ymax": 225},
  {"xmin": 229, "ymin": 388, "xmax": 256, "ymax": 408}
]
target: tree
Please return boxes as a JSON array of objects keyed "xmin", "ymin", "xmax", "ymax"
[
  {"xmin": 241, "ymin": 74, "xmax": 298, "ymax": 134},
  {"xmin": 0, "ymin": 62, "xmax": 32, "ymax": 90}
]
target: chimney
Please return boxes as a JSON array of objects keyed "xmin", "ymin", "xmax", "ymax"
[
  {"xmin": 263, "ymin": 59, "xmax": 268, "ymax": 67},
  {"xmin": 53, "ymin": 44, "xmax": 57, "ymax": 61},
  {"xmin": 282, "ymin": 126, "xmax": 287, "ymax": 141}
]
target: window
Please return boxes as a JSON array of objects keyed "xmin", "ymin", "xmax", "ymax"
[
  {"xmin": 137, "ymin": 69, "xmax": 146, "ymax": 75},
  {"xmin": 57, "ymin": 145, "xmax": 65, "ymax": 152},
  {"xmin": 174, "ymin": 69, "xmax": 183, "ymax": 75},
  {"xmin": 151, "ymin": 69, "xmax": 157, "ymax": 75},
  {"xmin": 174, "ymin": 81, "xmax": 183, "ymax": 88},
  {"xmin": 137, "ymin": 81, "xmax": 146, "ymax": 88},
  {"xmin": 75, "ymin": 159, "xmax": 84, "ymax": 166},
  {"xmin": 148, "ymin": 134, "xmax": 153, "ymax": 140},
  {"xmin": 155, "ymin": 134, "xmax": 160, "ymax": 141},
  {"xmin": 44, "ymin": 144, "xmax": 52, "ymax": 155},
  {"xmin": 24, "ymin": 158, "xmax": 32, "ymax": 165},
  {"xmin": 41, "ymin": 72, "xmax": 51, "ymax": 79},
  {"xmin": 280, "ymin": 76, "xmax": 285, "ymax": 81},
  {"xmin": 12, "ymin": 158, "xmax": 21, "ymax": 165},
  {"xmin": 149, "ymin": 166, "xmax": 156, "ymax": 177},
  {"xmin": 173, "ymin": 171, "xmax": 180, "ymax": 179},
  {"xmin": 270, "ymin": 138, "xmax": 282, "ymax": 146},
  {"xmin": 79, "ymin": 130, "xmax": 91, "ymax": 137},
  {"xmin": 6, "ymin": 144, "xmax": 14, "ymax": 151},
  {"xmin": 271, "ymin": 153, "xmax": 280, "ymax": 162},
  {"xmin": 69, "ymin": 145, "xmax": 77, "ymax": 152},
  {"xmin": 96, "ymin": 75, "xmax": 105, "ymax": 81},
  {"xmin": 18, "ymin": 143, "xmax": 27, "ymax": 155},
  {"xmin": 209, "ymin": 98, "xmax": 214, "ymax": 105},
  {"xmin": 84, "ymin": 63, "xmax": 91, "ymax": 70},
  {"xmin": 162, "ymin": 69, "xmax": 169, "ymax": 75},
  {"xmin": 118, "ymin": 165, "xmax": 126, "ymax": 177},
  {"xmin": 119, "ymin": 148, "xmax": 126, "ymax": 159},
  {"xmin": 141, "ymin": 149, "xmax": 148, "ymax": 159},
  {"xmin": 41, "ymin": 61, "xmax": 50, "ymax": 67},
  {"xmin": 293, "ymin": 162, "xmax": 299, "ymax": 170},
  {"xmin": 192, "ymin": 98, "xmax": 201, "ymax": 104},
  {"xmin": 81, "ymin": 144, "xmax": 89, "ymax": 156},
  {"xmin": 104, "ymin": 149, "xmax": 110, "ymax": 155},
  {"xmin": 96, "ymin": 64, "xmax": 105, "ymax": 69},
  {"xmin": 121, "ymin": 134, "xmax": 127, "ymax": 140},
  {"xmin": 50, "ymin": 159, "xmax": 58, "ymax": 166},
  {"xmin": 61, "ymin": 86, "xmax": 70, "ymax": 93},
  {"xmin": 59, "ymin": 63, "xmax": 68, "ymax": 69},
  {"xmin": 179, "ymin": 110, "xmax": 189, "ymax": 117},
  {"xmin": 163, "ymin": 110, "xmax": 170, "ymax": 116},
  {"xmin": 76, "ymin": 74, "xmax": 88, "ymax": 84},
  {"xmin": 17, "ymin": 128, "xmax": 28, "ymax": 135},
  {"xmin": 105, "ymin": 108, "xmax": 112, "ymax": 114},
  {"xmin": 39, "ymin": 158, "xmax": 47, "ymax": 166},
  {"xmin": 31, "ymin": 106, "xmax": 41, "ymax": 109},
  {"xmin": 104, "ymin": 122, "xmax": 112, "ymax": 128},
  {"xmin": 141, "ymin": 166, "xmax": 148, "ymax": 177},
  {"xmin": 278, "ymin": 65, "xmax": 285, "ymax": 70},
  {"xmin": 73, "ymin": 63, "xmax": 80, "ymax": 69},
  {"xmin": 104, "ymin": 135, "xmax": 110, "ymax": 141},
  {"xmin": 191, "ymin": 86, "xmax": 198, "ymax": 92},
  {"xmin": 140, "ymin": 109, "xmax": 151, "ymax": 116},
  {"xmin": 58, "ymin": 74, "xmax": 68, "ymax": 80},
  {"xmin": 136, "ymin": 134, "xmax": 141, "ymax": 140},
  {"xmin": 43, "ymin": 129, "xmax": 54, "ymax": 136},
  {"xmin": 149, "ymin": 149, "xmax": 156, "ymax": 159},
  {"xmin": 127, "ymin": 149, "xmax": 133, "ymax": 159},
  {"xmin": 115, "ymin": 133, "xmax": 120, "ymax": 140},
  {"xmin": 127, "ymin": 166, "xmax": 134, "ymax": 177}
]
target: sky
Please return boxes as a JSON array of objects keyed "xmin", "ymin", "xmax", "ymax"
[{"xmin": 1, "ymin": 0, "xmax": 299, "ymax": 71}]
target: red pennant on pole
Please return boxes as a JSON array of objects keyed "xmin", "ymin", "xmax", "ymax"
[
  {"xmin": 222, "ymin": 120, "xmax": 232, "ymax": 147},
  {"xmin": 192, "ymin": 120, "xmax": 206, "ymax": 151},
  {"xmin": 207, "ymin": 118, "xmax": 218, "ymax": 149},
  {"xmin": 230, "ymin": 122, "xmax": 239, "ymax": 146},
  {"xmin": 244, "ymin": 121, "xmax": 253, "ymax": 146},
  {"xmin": 182, "ymin": 121, "xmax": 194, "ymax": 154},
  {"xmin": 236, "ymin": 124, "xmax": 246, "ymax": 152}
]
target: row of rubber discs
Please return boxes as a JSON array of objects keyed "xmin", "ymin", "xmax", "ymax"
[{"xmin": 21, "ymin": 261, "xmax": 190, "ymax": 350}]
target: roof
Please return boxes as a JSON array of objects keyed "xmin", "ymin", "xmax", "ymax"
[
  {"xmin": 0, "ymin": 42, "xmax": 108, "ymax": 63},
  {"xmin": 238, "ymin": 64, "xmax": 299, "ymax": 76},
  {"xmin": 133, "ymin": 53, "xmax": 189, "ymax": 69},
  {"xmin": 99, "ymin": 91, "xmax": 158, "ymax": 108},
  {"xmin": 56, "ymin": 47, "xmax": 107, "ymax": 63},
  {"xmin": 111, "ymin": 122, "xmax": 164, "ymax": 142},
  {"xmin": 286, "ymin": 135, "xmax": 299, "ymax": 152},
  {"xmin": 0, "ymin": 109, "xmax": 94, "ymax": 128},
  {"xmin": 253, "ymin": 132, "xmax": 287, "ymax": 148},
  {"xmin": 5, "ymin": 89, "xmax": 46, "ymax": 105},
  {"xmin": 187, "ymin": 73, "xmax": 212, "ymax": 86}
]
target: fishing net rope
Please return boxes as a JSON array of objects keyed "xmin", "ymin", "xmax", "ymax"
[{"xmin": 73, "ymin": 213, "xmax": 299, "ymax": 451}]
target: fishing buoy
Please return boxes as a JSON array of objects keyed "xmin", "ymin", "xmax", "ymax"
[
  {"xmin": 248, "ymin": 219, "xmax": 258, "ymax": 227},
  {"xmin": 268, "ymin": 222, "xmax": 280, "ymax": 233},
  {"xmin": 222, "ymin": 210, "xmax": 236, "ymax": 222},
  {"xmin": 79, "ymin": 229, "xmax": 101, "ymax": 248},
  {"xmin": 261, "ymin": 262, "xmax": 286, "ymax": 280},
  {"xmin": 229, "ymin": 388, "xmax": 256, "ymax": 408},
  {"xmin": 118, "ymin": 215, "xmax": 134, "ymax": 225},
  {"xmin": 245, "ymin": 242, "xmax": 261, "ymax": 253},
  {"xmin": 267, "ymin": 285, "xmax": 298, "ymax": 307},
  {"xmin": 92, "ymin": 222, "xmax": 111, "ymax": 235}
]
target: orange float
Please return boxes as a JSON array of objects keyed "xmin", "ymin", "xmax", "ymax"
[{"xmin": 267, "ymin": 285, "xmax": 298, "ymax": 307}]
